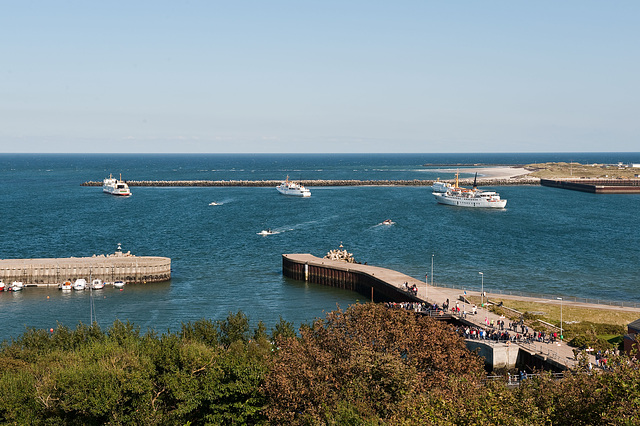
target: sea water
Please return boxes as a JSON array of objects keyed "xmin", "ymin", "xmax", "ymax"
[{"xmin": 0, "ymin": 153, "xmax": 638, "ymax": 343}]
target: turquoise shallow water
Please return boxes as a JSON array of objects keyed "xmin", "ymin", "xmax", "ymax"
[{"xmin": 0, "ymin": 153, "xmax": 639, "ymax": 343}]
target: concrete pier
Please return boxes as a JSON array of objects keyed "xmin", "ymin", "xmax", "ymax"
[
  {"xmin": 0, "ymin": 249, "xmax": 171, "ymax": 287},
  {"xmin": 283, "ymin": 253, "xmax": 423, "ymax": 303},
  {"xmin": 541, "ymin": 178, "xmax": 640, "ymax": 193},
  {"xmin": 282, "ymin": 253, "xmax": 635, "ymax": 371}
]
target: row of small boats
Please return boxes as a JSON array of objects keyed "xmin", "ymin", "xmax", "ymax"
[
  {"xmin": 0, "ymin": 279, "xmax": 125, "ymax": 292},
  {"xmin": 58, "ymin": 279, "xmax": 125, "ymax": 291},
  {"xmin": 0, "ymin": 280, "xmax": 24, "ymax": 292}
]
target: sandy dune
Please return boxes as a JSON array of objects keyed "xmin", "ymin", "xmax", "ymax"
[{"xmin": 432, "ymin": 166, "xmax": 533, "ymax": 180}]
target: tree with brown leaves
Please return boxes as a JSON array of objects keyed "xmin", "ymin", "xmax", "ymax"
[{"xmin": 263, "ymin": 303, "xmax": 485, "ymax": 424}]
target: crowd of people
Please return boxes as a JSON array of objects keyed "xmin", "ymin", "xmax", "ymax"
[{"xmin": 385, "ymin": 297, "xmax": 569, "ymax": 347}]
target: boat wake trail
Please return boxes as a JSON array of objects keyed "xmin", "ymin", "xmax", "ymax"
[{"xmin": 258, "ymin": 215, "xmax": 340, "ymax": 236}]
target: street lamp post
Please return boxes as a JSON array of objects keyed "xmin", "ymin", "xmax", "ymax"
[
  {"xmin": 479, "ymin": 272, "xmax": 484, "ymax": 306},
  {"xmin": 479, "ymin": 272, "xmax": 484, "ymax": 321},
  {"xmin": 557, "ymin": 297, "xmax": 563, "ymax": 341},
  {"xmin": 431, "ymin": 254, "xmax": 434, "ymax": 287}
]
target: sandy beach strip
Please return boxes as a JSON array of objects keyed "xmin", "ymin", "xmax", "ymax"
[{"xmin": 431, "ymin": 166, "xmax": 533, "ymax": 180}]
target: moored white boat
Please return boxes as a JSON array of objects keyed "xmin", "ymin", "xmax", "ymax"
[
  {"xmin": 0, "ymin": 280, "xmax": 4, "ymax": 292},
  {"xmin": 113, "ymin": 280, "xmax": 125, "ymax": 288},
  {"xmin": 73, "ymin": 278, "xmax": 87, "ymax": 290},
  {"xmin": 90, "ymin": 279, "xmax": 104, "ymax": 290},
  {"xmin": 103, "ymin": 173, "xmax": 131, "ymax": 196},
  {"xmin": 59, "ymin": 280, "xmax": 72, "ymax": 291},
  {"xmin": 276, "ymin": 176, "xmax": 311, "ymax": 197},
  {"xmin": 10, "ymin": 281, "xmax": 24, "ymax": 291},
  {"xmin": 432, "ymin": 173, "xmax": 507, "ymax": 209}
]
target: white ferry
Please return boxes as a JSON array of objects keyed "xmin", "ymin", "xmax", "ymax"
[
  {"xmin": 103, "ymin": 174, "xmax": 131, "ymax": 196},
  {"xmin": 276, "ymin": 176, "xmax": 311, "ymax": 197},
  {"xmin": 431, "ymin": 178, "xmax": 452, "ymax": 193},
  {"xmin": 432, "ymin": 173, "xmax": 507, "ymax": 209}
]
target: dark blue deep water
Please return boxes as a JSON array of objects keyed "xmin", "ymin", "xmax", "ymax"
[{"xmin": 1, "ymin": 153, "xmax": 639, "ymax": 343}]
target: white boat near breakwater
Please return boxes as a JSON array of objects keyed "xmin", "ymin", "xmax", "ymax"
[
  {"xmin": 90, "ymin": 279, "xmax": 104, "ymax": 290},
  {"xmin": 103, "ymin": 174, "xmax": 131, "ymax": 196},
  {"xmin": 431, "ymin": 179, "xmax": 452, "ymax": 193},
  {"xmin": 73, "ymin": 278, "xmax": 87, "ymax": 290},
  {"xmin": 276, "ymin": 176, "xmax": 311, "ymax": 197},
  {"xmin": 433, "ymin": 172, "xmax": 507, "ymax": 209}
]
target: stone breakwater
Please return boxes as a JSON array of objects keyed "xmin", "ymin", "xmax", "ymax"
[{"xmin": 82, "ymin": 177, "xmax": 539, "ymax": 187}]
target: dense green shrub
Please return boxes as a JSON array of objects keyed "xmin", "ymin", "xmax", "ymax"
[{"xmin": 2, "ymin": 304, "xmax": 640, "ymax": 425}]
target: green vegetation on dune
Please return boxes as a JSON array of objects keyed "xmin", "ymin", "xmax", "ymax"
[
  {"xmin": 526, "ymin": 161, "xmax": 640, "ymax": 179},
  {"xmin": 2, "ymin": 303, "xmax": 640, "ymax": 425}
]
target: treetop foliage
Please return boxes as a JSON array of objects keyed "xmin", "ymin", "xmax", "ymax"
[{"xmin": 1, "ymin": 303, "xmax": 639, "ymax": 425}]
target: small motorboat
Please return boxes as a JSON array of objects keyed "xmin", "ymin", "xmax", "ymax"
[
  {"xmin": 258, "ymin": 228, "xmax": 276, "ymax": 236},
  {"xmin": 59, "ymin": 280, "xmax": 72, "ymax": 291},
  {"xmin": 90, "ymin": 279, "xmax": 105, "ymax": 290},
  {"xmin": 0, "ymin": 280, "xmax": 4, "ymax": 292},
  {"xmin": 73, "ymin": 279, "xmax": 87, "ymax": 290},
  {"xmin": 10, "ymin": 281, "xmax": 24, "ymax": 291},
  {"xmin": 382, "ymin": 219, "xmax": 394, "ymax": 225},
  {"xmin": 209, "ymin": 202, "xmax": 221, "ymax": 206},
  {"xmin": 113, "ymin": 280, "xmax": 125, "ymax": 289}
]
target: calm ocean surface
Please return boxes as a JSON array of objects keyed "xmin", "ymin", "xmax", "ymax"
[{"xmin": 1, "ymin": 153, "xmax": 639, "ymax": 343}]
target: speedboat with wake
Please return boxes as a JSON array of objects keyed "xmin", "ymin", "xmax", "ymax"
[
  {"xmin": 432, "ymin": 172, "xmax": 507, "ymax": 208},
  {"xmin": 276, "ymin": 176, "xmax": 311, "ymax": 197},
  {"xmin": 258, "ymin": 228, "xmax": 276, "ymax": 236}
]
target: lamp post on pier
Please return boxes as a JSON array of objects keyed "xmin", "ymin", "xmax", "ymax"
[
  {"xmin": 479, "ymin": 272, "xmax": 484, "ymax": 321},
  {"xmin": 557, "ymin": 297, "xmax": 563, "ymax": 341}
]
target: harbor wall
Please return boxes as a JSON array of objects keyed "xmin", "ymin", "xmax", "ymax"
[
  {"xmin": 282, "ymin": 254, "xmax": 421, "ymax": 303},
  {"xmin": 0, "ymin": 254, "xmax": 171, "ymax": 287},
  {"xmin": 540, "ymin": 178, "xmax": 640, "ymax": 194}
]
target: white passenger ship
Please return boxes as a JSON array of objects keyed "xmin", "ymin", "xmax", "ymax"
[
  {"xmin": 103, "ymin": 174, "xmax": 131, "ymax": 196},
  {"xmin": 431, "ymin": 178, "xmax": 453, "ymax": 193},
  {"xmin": 432, "ymin": 172, "xmax": 507, "ymax": 208},
  {"xmin": 276, "ymin": 176, "xmax": 311, "ymax": 197}
]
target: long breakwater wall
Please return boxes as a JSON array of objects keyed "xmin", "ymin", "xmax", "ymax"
[
  {"xmin": 82, "ymin": 178, "xmax": 539, "ymax": 188},
  {"xmin": 0, "ymin": 253, "xmax": 171, "ymax": 287}
]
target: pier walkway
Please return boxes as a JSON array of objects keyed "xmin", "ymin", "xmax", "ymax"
[{"xmin": 283, "ymin": 254, "xmax": 639, "ymax": 371}]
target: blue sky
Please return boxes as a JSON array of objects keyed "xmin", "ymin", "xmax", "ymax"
[{"xmin": 1, "ymin": 1, "xmax": 638, "ymax": 153}]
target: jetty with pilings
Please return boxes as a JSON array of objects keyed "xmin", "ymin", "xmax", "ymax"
[
  {"xmin": 282, "ymin": 252, "xmax": 616, "ymax": 372},
  {"xmin": 0, "ymin": 246, "xmax": 171, "ymax": 287}
]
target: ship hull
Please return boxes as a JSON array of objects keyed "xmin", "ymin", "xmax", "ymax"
[{"xmin": 433, "ymin": 193, "xmax": 507, "ymax": 208}]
